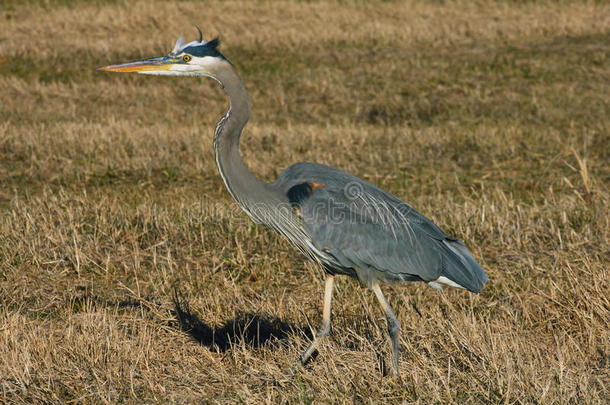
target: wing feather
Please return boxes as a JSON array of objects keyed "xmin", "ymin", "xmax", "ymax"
[
  {"xmin": 275, "ymin": 162, "xmax": 487, "ymax": 292},
  {"xmin": 299, "ymin": 185, "xmax": 445, "ymax": 285}
]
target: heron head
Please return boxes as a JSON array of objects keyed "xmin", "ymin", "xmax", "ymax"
[{"xmin": 99, "ymin": 28, "xmax": 228, "ymax": 78}]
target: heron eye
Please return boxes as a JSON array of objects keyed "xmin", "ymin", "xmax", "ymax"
[{"xmin": 183, "ymin": 55, "xmax": 192, "ymax": 62}]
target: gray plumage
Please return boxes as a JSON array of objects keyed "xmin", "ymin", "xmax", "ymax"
[
  {"xmin": 272, "ymin": 162, "xmax": 487, "ymax": 292},
  {"xmin": 100, "ymin": 31, "xmax": 488, "ymax": 376}
]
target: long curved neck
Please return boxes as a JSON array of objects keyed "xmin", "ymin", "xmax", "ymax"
[
  {"xmin": 212, "ymin": 62, "xmax": 270, "ymax": 221},
  {"xmin": 209, "ymin": 61, "xmax": 311, "ymax": 249}
]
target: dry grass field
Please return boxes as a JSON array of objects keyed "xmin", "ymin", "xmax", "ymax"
[{"xmin": 1, "ymin": 0, "xmax": 609, "ymax": 403}]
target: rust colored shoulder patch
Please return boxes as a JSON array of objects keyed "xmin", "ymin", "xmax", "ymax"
[{"xmin": 308, "ymin": 182, "xmax": 326, "ymax": 191}]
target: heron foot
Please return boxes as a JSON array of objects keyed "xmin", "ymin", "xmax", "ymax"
[
  {"xmin": 298, "ymin": 324, "xmax": 331, "ymax": 366},
  {"xmin": 298, "ymin": 275, "xmax": 334, "ymax": 367}
]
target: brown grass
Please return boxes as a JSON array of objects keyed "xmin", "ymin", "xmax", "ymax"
[{"xmin": 1, "ymin": 0, "xmax": 609, "ymax": 403}]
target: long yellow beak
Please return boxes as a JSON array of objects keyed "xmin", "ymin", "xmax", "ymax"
[{"xmin": 98, "ymin": 57, "xmax": 174, "ymax": 73}]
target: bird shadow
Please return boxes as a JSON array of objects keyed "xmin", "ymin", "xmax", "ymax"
[{"xmin": 171, "ymin": 290, "xmax": 307, "ymax": 352}]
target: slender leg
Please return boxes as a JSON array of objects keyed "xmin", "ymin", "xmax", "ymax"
[
  {"xmin": 371, "ymin": 281, "xmax": 401, "ymax": 376},
  {"xmin": 299, "ymin": 275, "xmax": 334, "ymax": 365}
]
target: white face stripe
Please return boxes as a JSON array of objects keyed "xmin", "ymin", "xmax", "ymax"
[
  {"xmin": 190, "ymin": 56, "xmax": 220, "ymax": 66},
  {"xmin": 136, "ymin": 56, "xmax": 224, "ymax": 77}
]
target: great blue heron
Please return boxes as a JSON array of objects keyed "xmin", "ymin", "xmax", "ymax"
[{"xmin": 100, "ymin": 30, "xmax": 488, "ymax": 376}]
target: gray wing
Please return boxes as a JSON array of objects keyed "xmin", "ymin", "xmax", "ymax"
[{"xmin": 277, "ymin": 163, "xmax": 487, "ymax": 293}]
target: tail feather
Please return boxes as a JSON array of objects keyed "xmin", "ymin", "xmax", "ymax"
[{"xmin": 440, "ymin": 240, "xmax": 488, "ymax": 293}]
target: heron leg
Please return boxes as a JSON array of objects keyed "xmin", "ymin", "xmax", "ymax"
[
  {"xmin": 299, "ymin": 275, "xmax": 334, "ymax": 365},
  {"xmin": 371, "ymin": 281, "xmax": 401, "ymax": 376}
]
